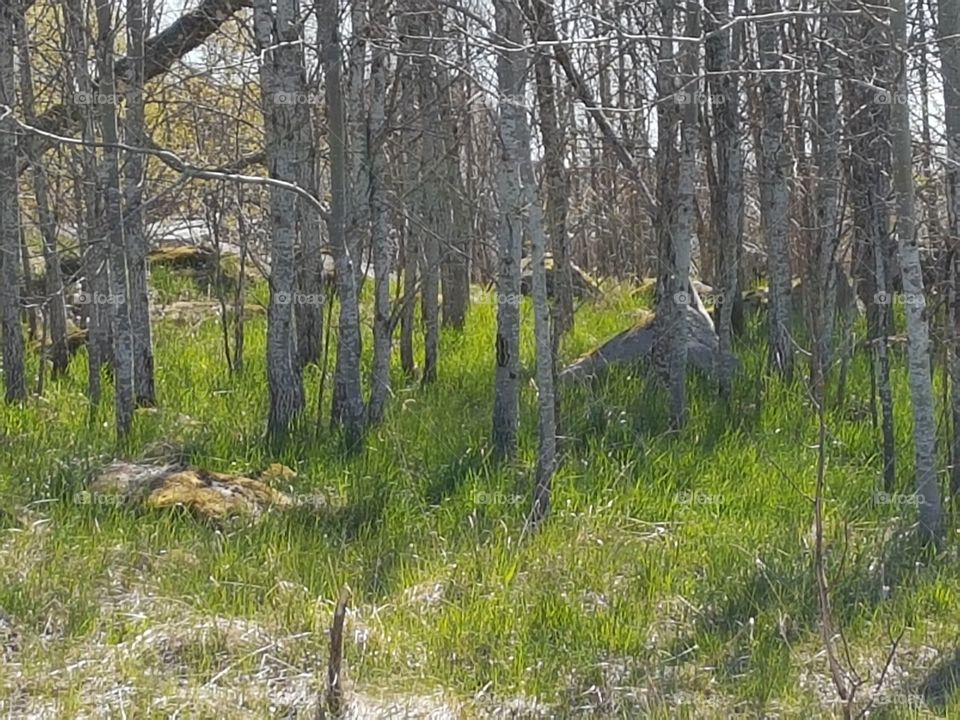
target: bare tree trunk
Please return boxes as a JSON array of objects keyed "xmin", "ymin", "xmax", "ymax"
[
  {"xmin": 0, "ymin": 0, "xmax": 25, "ymax": 403},
  {"xmin": 491, "ymin": 0, "xmax": 524, "ymax": 458},
  {"xmin": 704, "ymin": 0, "xmax": 742, "ymax": 398},
  {"xmin": 254, "ymin": 0, "xmax": 307, "ymax": 443},
  {"xmin": 437, "ymin": 53, "xmax": 470, "ymax": 331},
  {"xmin": 811, "ymin": 8, "xmax": 841, "ymax": 386},
  {"xmin": 320, "ymin": 0, "xmax": 364, "ymax": 448},
  {"xmin": 413, "ymin": 3, "xmax": 442, "ymax": 384},
  {"xmin": 295, "ymin": 45, "xmax": 323, "ymax": 369},
  {"xmin": 528, "ymin": 0, "xmax": 573, "ymax": 338},
  {"xmin": 63, "ymin": 0, "xmax": 107, "ymax": 405},
  {"xmin": 15, "ymin": 16, "xmax": 69, "ymax": 379},
  {"xmin": 346, "ymin": 0, "xmax": 368, "ymax": 289},
  {"xmin": 519, "ymin": 70, "xmax": 556, "ymax": 529},
  {"xmin": 366, "ymin": 6, "xmax": 392, "ymax": 426},
  {"xmin": 891, "ymin": 0, "xmax": 942, "ymax": 545},
  {"xmin": 756, "ymin": 0, "xmax": 793, "ymax": 379},
  {"xmin": 941, "ymin": 0, "xmax": 960, "ymax": 498},
  {"xmin": 399, "ymin": 70, "xmax": 418, "ymax": 379},
  {"xmin": 844, "ymin": 17, "xmax": 896, "ymax": 492},
  {"xmin": 653, "ymin": 0, "xmax": 698, "ymax": 430},
  {"xmin": 124, "ymin": 0, "xmax": 156, "ymax": 406},
  {"xmin": 95, "ymin": 0, "xmax": 135, "ymax": 440}
]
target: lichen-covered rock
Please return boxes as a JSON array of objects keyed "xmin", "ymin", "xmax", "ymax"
[
  {"xmin": 88, "ymin": 462, "xmax": 296, "ymax": 520},
  {"xmin": 559, "ymin": 301, "xmax": 739, "ymax": 382}
]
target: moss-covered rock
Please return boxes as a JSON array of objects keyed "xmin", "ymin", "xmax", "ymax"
[{"xmin": 88, "ymin": 462, "xmax": 297, "ymax": 520}]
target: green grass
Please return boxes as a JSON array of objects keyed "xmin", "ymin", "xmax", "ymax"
[{"xmin": 1, "ymin": 282, "xmax": 959, "ymax": 718}]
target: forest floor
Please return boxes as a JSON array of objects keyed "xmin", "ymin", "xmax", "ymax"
[{"xmin": 2, "ymin": 272, "xmax": 960, "ymax": 718}]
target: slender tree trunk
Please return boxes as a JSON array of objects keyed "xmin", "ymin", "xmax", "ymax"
[
  {"xmin": 940, "ymin": 0, "xmax": 960, "ymax": 498},
  {"xmin": 704, "ymin": 0, "xmax": 742, "ymax": 398},
  {"xmin": 811, "ymin": 9, "xmax": 841, "ymax": 386},
  {"xmin": 15, "ymin": 16, "xmax": 69, "ymax": 379},
  {"xmin": 756, "ymin": 0, "xmax": 793, "ymax": 378},
  {"xmin": 0, "ymin": 0, "xmax": 25, "ymax": 403},
  {"xmin": 346, "ymin": 0, "xmax": 368, "ymax": 289},
  {"xmin": 413, "ymin": 4, "xmax": 442, "ymax": 384},
  {"xmin": 528, "ymin": 0, "xmax": 573, "ymax": 338},
  {"xmin": 95, "ymin": 0, "xmax": 135, "ymax": 440},
  {"xmin": 295, "ymin": 47, "xmax": 323, "ymax": 369},
  {"xmin": 254, "ymin": 0, "xmax": 307, "ymax": 443},
  {"xmin": 123, "ymin": 0, "xmax": 156, "ymax": 406},
  {"xmin": 520, "ymin": 75, "xmax": 556, "ymax": 529},
  {"xmin": 63, "ymin": 0, "xmax": 108, "ymax": 404},
  {"xmin": 366, "ymin": 8, "xmax": 392, "ymax": 426},
  {"xmin": 891, "ymin": 0, "xmax": 942, "ymax": 544},
  {"xmin": 320, "ymin": 0, "xmax": 364, "ymax": 447},
  {"xmin": 437, "ymin": 53, "xmax": 470, "ymax": 330},
  {"xmin": 653, "ymin": 0, "xmax": 698, "ymax": 430},
  {"xmin": 492, "ymin": 0, "xmax": 524, "ymax": 458},
  {"xmin": 844, "ymin": 17, "xmax": 896, "ymax": 492},
  {"xmin": 399, "ymin": 72, "xmax": 418, "ymax": 379}
]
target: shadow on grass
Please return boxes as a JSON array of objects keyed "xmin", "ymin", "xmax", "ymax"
[{"xmin": 917, "ymin": 648, "xmax": 960, "ymax": 710}]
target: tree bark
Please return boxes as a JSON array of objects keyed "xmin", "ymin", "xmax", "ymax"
[
  {"xmin": 366, "ymin": 5, "xmax": 392, "ymax": 426},
  {"xmin": 756, "ymin": 0, "xmax": 793, "ymax": 379},
  {"xmin": 891, "ymin": 0, "xmax": 942, "ymax": 544},
  {"xmin": 95, "ymin": 0, "xmax": 135, "ymax": 440},
  {"xmin": 15, "ymin": 14, "xmax": 69, "ymax": 379},
  {"xmin": 0, "ymin": 0, "xmax": 25, "ymax": 403},
  {"xmin": 704, "ymin": 0, "xmax": 743, "ymax": 398},
  {"xmin": 124, "ymin": 0, "xmax": 156, "ymax": 406},
  {"xmin": 653, "ymin": 0, "xmax": 698, "ymax": 430},
  {"xmin": 941, "ymin": 0, "xmax": 960, "ymax": 498},
  {"xmin": 254, "ymin": 0, "xmax": 307, "ymax": 444},
  {"xmin": 491, "ymin": 0, "xmax": 524, "ymax": 458},
  {"xmin": 320, "ymin": 0, "xmax": 364, "ymax": 448},
  {"xmin": 811, "ymin": 7, "xmax": 841, "ymax": 385},
  {"xmin": 528, "ymin": 0, "xmax": 573, "ymax": 339}
]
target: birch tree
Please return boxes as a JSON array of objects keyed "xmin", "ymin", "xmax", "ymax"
[
  {"xmin": 704, "ymin": 0, "xmax": 742, "ymax": 398},
  {"xmin": 321, "ymin": 0, "xmax": 365, "ymax": 447},
  {"xmin": 941, "ymin": 0, "xmax": 960, "ymax": 497},
  {"xmin": 755, "ymin": 0, "xmax": 793, "ymax": 378},
  {"xmin": 0, "ymin": 0, "xmax": 25, "ymax": 403},
  {"xmin": 94, "ymin": 0, "xmax": 135, "ymax": 439},
  {"xmin": 16, "ymin": 16, "xmax": 69, "ymax": 379},
  {"xmin": 527, "ymin": 0, "xmax": 573, "ymax": 339},
  {"xmin": 652, "ymin": 0, "xmax": 698, "ymax": 430},
  {"xmin": 366, "ymin": 1, "xmax": 393, "ymax": 426},
  {"xmin": 491, "ymin": 0, "xmax": 524, "ymax": 458},
  {"xmin": 811, "ymin": 6, "xmax": 841, "ymax": 385},
  {"xmin": 253, "ymin": 0, "xmax": 307, "ymax": 442},
  {"xmin": 891, "ymin": 0, "xmax": 942, "ymax": 544},
  {"xmin": 123, "ymin": 0, "xmax": 156, "ymax": 406}
]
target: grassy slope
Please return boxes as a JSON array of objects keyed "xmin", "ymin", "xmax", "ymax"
[{"xmin": 1, "ymin": 280, "xmax": 959, "ymax": 718}]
